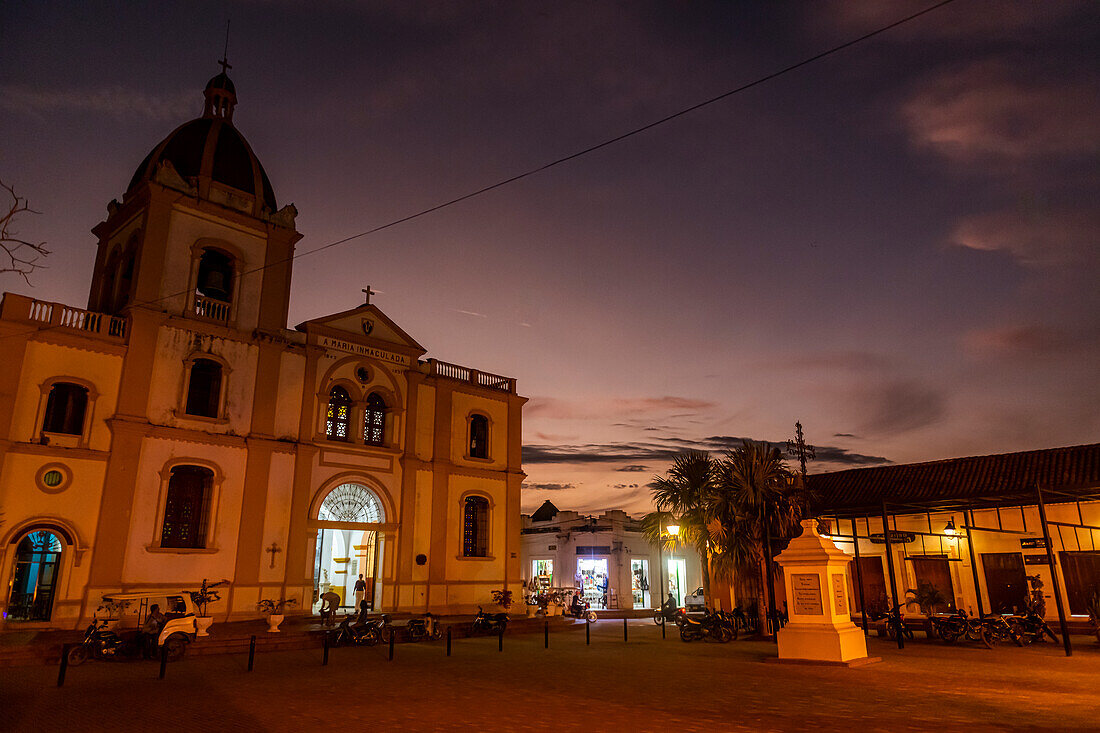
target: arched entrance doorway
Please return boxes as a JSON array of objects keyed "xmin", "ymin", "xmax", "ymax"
[
  {"xmin": 312, "ymin": 483, "xmax": 385, "ymax": 613},
  {"xmin": 7, "ymin": 530, "xmax": 63, "ymax": 622}
]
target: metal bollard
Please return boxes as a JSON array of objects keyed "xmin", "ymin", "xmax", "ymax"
[
  {"xmin": 662, "ymin": 619, "xmax": 666, "ymax": 639},
  {"xmin": 446, "ymin": 628, "xmax": 452, "ymax": 657},
  {"xmin": 624, "ymin": 618, "xmax": 628, "ymax": 642},
  {"xmin": 586, "ymin": 618, "xmax": 590, "ymax": 646},
  {"xmin": 544, "ymin": 620, "xmax": 549, "ymax": 649},
  {"xmin": 158, "ymin": 644, "xmax": 168, "ymax": 680},
  {"xmin": 323, "ymin": 634, "xmax": 329, "ymax": 666},
  {"xmin": 498, "ymin": 629, "xmax": 503, "ymax": 652},
  {"xmin": 388, "ymin": 631, "xmax": 395, "ymax": 661},
  {"xmin": 247, "ymin": 635, "xmax": 256, "ymax": 672},
  {"xmin": 57, "ymin": 644, "xmax": 70, "ymax": 687}
]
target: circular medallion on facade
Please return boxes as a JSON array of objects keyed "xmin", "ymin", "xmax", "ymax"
[
  {"xmin": 415, "ymin": 553, "xmax": 427, "ymax": 566},
  {"xmin": 36, "ymin": 463, "xmax": 72, "ymax": 494},
  {"xmin": 355, "ymin": 366, "xmax": 371, "ymax": 384}
]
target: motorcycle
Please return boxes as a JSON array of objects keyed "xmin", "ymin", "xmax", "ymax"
[
  {"xmin": 653, "ymin": 606, "xmax": 681, "ymax": 626},
  {"xmin": 884, "ymin": 602, "xmax": 914, "ymax": 641},
  {"xmin": 406, "ymin": 612, "xmax": 443, "ymax": 642},
  {"xmin": 980, "ymin": 614, "xmax": 1023, "ymax": 646},
  {"xmin": 472, "ymin": 606, "xmax": 509, "ymax": 635},
  {"xmin": 566, "ymin": 600, "xmax": 598, "ymax": 623},
  {"xmin": 1005, "ymin": 608, "xmax": 1059, "ymax": 645},
  {"xmin": 711, "ymin": 609, "xmax": 739, "ymax": 641},
  {"xmin": 929, "ymin": 610, "xmax": 991, "ymax": 648},
  {"xmin": 679, "ymin": 609, "xmax": 733, "ymax": 643},
  {"xmin": 332, "ymin": 613, "xmax": 386, "ymax": 647},
  {"xmin": 66, "ymin": 619, "xmax": 188, "ymax": 666}
]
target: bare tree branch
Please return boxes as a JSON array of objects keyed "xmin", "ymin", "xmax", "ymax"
[{"xmin": 1, "ymin": 179, "xmax": 50, "ymax": 284}]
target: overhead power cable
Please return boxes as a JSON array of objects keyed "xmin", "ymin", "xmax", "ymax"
[{"xmin": 3, "ymin": 0, "xmax": 957, "ymax": 341}]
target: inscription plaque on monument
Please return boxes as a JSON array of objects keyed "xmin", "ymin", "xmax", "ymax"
[
  {"xmin": 831, "ymin": 573, "xmax": 847, "ymax": 616},
  {"xmin": 791, "ymin": 573, "xmax": 823, "ymax": 615}
]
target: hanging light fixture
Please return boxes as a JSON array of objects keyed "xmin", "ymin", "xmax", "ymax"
[{"xmin": 944, "ymin": 518, "xmax": 957, "ymax": 536}]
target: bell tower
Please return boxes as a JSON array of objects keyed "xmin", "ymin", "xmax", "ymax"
[{"xmin": 87, "ymin": 65, "xmax": 301, "ymax": 333}]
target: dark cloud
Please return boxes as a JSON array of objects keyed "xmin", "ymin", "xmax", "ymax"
[
  {"xmin": 834, "ymin": 433, "xmax": 858, "ymax": 438},
  {"xmin": 611, "ymin": 484, "xmax": 640, "ymax": 490},
  {"xmin": 522, "ymin": 436, "xmax": 889, "ymax": 468},
  {"xmin": 857, "ymin": 381, "xmax": 947, "ymax": 435},
  {"xmin": 525, "ymin": 396, "xmax": 715, "ymax": 420},
  {"xmin": 616, "ymin": 465, "xmax": 648, "ymax": 472},
  {"xmin": 522, "ymin": 482, "xmax": 575, "ymax": 492}
]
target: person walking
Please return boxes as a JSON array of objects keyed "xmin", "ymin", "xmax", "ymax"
[{"xmin": 354, "ymin": 574, "xmax": 367, "ymax": 610}]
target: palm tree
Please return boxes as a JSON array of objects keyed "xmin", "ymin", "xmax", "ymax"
[
  {"xmin": 713, "ymin": 440, "xmax": 799, "ymax": 634},
  {"xmin": 641, "ymin": 451, "xmax": 718, "ymax": 604}
]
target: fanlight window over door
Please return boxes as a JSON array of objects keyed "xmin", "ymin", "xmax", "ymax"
[{"xmin": 318, "ymin": 483, "xmax": 384, "ymax": 524}]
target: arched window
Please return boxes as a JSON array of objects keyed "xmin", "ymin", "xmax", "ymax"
[
  {"xmin": 115, "ymin": 251, "xmax": 136, "ymax": 311},
  {"xmin": 469, "ymin": 414, "xmax": 489, "ymax": 459},
  {"xmin": 196, "ymin": 249, "xmax": 234, "ymax": 302},
  {"xmin": 325, "ymin": 386, "xmax": 352, "ymax": 441},
  {"xmin": 318, "ymin": 482, "xmax": 384, "ymax": 523},
  {"xmin": 185, "ymin": 359, "xmax": 222, "ymax": 418},
  {"xmin": 161, "ymin": 466, "xmax": 213, "ymax": 548},
  {"xmin": 364, "ymin": 392, "xmax": 386, "ymax": 446},
  {"xmin": 7, "ymin": 530, "xmax": 63, "ymax": 621},
  {"xmin": 462, "ymin": 496, "xmax": 489, "ymax": 557},
  {"xmin": 43, "ymin": 383, "xmax": 88, "ymax": 436}
]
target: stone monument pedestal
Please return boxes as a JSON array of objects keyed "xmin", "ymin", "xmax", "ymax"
[{"xmin": 774, "ymin": 519, "xmax": 879, "ymax": 666}]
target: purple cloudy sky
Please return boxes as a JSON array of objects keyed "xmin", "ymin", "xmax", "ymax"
[{"xmin": 3, "ymin": 1, "xmax": 1098, "ymax": 514}]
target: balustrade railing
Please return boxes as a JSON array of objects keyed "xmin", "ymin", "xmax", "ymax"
[
  {"xmin": 194, "ymin": 294, "xmax": 231, "ymax": 322},
  {"xmin": 25, "ymin": 299, "xmax": 128, "ymax": 341},
  {"xmin": 428, "ymin": 359, "xmax": 516, "ymax": 393}
]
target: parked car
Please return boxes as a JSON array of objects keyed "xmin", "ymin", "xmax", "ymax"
[{"xmin": 685, "ymin": 587, "xmax": 706, "ymax": 611}]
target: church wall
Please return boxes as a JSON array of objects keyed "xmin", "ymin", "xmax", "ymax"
[
  {"xmin": 8, "ymin": 341, "xmax": 123, "ymax": 449},
  {"xmin": 119, "ymin": 438, "xmax": 248, "ymax": 586},
  {"xmin": 443, "ymin": 473, "xmax": 509, "ymax": 609},
  {"xmin": 414, "ymin": 383, "xmax": 436, "ymax": 460},
  {"xmin": 0, "ymin": 452, "xmax": 107, "ymax": 625},
  {"xmin": 272, "ymin": 349, "xmax": 306, "ymax": 440},
  {"xmin": 146, "ymin": 327, "xmax": 259, "ymax": 434},
  {"xmin": 161, "ymin": 208, "xmax": 269, "ymax": 328},
  {"xmin": 449, "ymin": 391, "xmax": 508, "ymax": 469}
]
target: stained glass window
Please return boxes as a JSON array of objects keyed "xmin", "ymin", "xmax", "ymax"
[
  {"xmin": 364, "ymin": 392, "xmax": 386, "ymax": 446},
  {"xmin": 463, "ymin": 496, "xmax": 489, "ymax": 557},
  {"xmin": 325, "ymin": 386, "xmax": 351, "ymax": 440}
]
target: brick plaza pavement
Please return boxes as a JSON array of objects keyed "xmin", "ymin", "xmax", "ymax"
[{"xmin": 2, "ymin": 620, "xmax": 1098, "ymax": 732}]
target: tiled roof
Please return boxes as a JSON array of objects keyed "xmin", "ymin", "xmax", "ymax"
[{"xmin": 806, "ymin": 443, "xmax": 1100, "ymax": 517}]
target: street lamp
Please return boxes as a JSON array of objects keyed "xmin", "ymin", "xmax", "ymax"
[
  {"xmin": 944, "ymin": 518, "xmax": 957, "ymax": 536},
  {"xmin": 666, "ymin": 524, "xmax": 680, "ymax": 537}
]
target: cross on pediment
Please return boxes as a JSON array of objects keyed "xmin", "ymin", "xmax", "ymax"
[{"xmin": 362, "ymin": 286, "xmax": 376, "ymax": 305}]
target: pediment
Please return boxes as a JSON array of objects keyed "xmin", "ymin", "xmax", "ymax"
[{"xmin": 297, "ymin": 304, "xmax": 426, "ymax": 356}]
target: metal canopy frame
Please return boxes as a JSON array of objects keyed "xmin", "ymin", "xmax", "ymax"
[{"xmin": 818, "ymin": 484, "xmax": 1100, "ymax": 658}]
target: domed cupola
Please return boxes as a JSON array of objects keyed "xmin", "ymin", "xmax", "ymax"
[{"xmin": 125, "ymin": 63, "xmax": 278, "ymax": 217}]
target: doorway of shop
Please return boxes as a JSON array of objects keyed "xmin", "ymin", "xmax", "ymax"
[
  {"xmin": 577, "ymin": 558, "xmax": 609, "ymax": 609},
  {"xmin": 909, "ymin": 555, "xmax": 955, "ymax": 612},
  {"xmin": 853, "ymin": 556, "xmax": 888, "ymax": 618},
  {"xmin": 667, "ymin": 557, "xmax": 688, "ymax": 607},
  {"xmin": 982, "ymin": 552, "xmax": 1028, "ymax": 614},
  {"xmin": 630, "ymin": 559, "xmax": 651, "ymax": 609}
]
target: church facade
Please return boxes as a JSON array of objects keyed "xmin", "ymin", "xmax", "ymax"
[{"xmin": 0, "ymin": 70, "xmax": 526, "ymax": 629}]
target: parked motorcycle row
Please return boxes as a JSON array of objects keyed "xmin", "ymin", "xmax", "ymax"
[
  {"xmin": 883, "ymin": 607, "xmax": 1060, "ymax": 649},
  {"xmin": 332, "ymin": 608, "xmax": 509, "ymax": 647}
]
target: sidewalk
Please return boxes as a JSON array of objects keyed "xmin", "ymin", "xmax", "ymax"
[{"xmin": 0, "ymin": 611, "xmax": 586, "ymax": 667}]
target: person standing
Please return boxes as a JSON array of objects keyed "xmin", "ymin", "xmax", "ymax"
[{"xmin": 353, "ymin": 574, "xmax": 367, "ymax": 610}]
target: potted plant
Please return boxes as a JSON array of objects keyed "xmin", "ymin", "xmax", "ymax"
[
  {"xmin": 257, "ymin": 597, "xmax": 298, "ymax": 633},
  {"xmin": 490, "ymin": 589, "xmax": 513, "ymax": 611},
  {"xmin": 188, "ymin": 578, "xmax": 229, "ymax": 637},
  {"xmin": 95, "ymin": 599, "xmax": 130, "ymax": 629}
]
